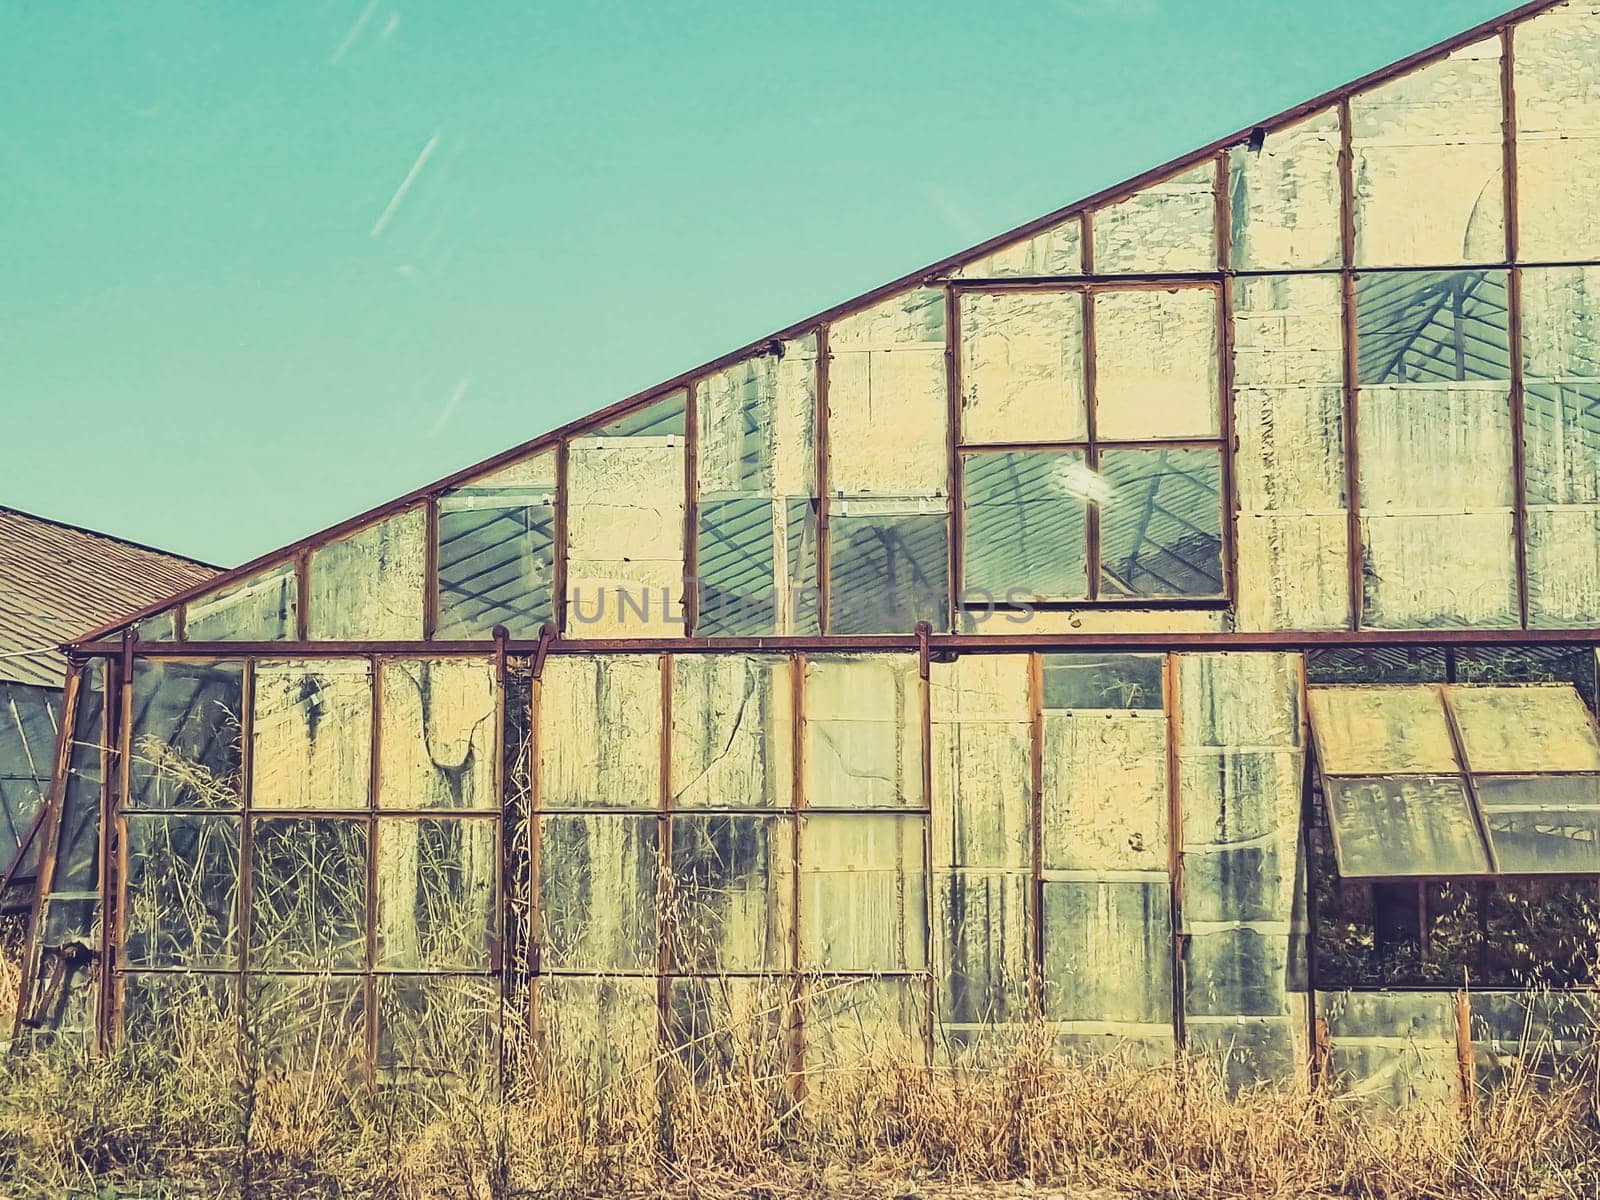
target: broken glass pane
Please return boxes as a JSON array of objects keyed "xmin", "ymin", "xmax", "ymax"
[
  {"xmin": 1476, "ymin": 776, "xmax": 1600, "ymax": 873},
  {"xmin": 183, "ymin": 562, "xmax": 298, "ymax": 642},
  {"xmin": 1515, "ymin": 5, "xmax": 1600, "ymax": 260},
  {"xmin": 537, "ymin": 655, "xmax": 660, "ymax": 809},
  {"xmin": 958, "ymin": 290, "xmax": 1087, "ymax": 444},
  {"xmin": 245, "ymin": 973, "xmax": 366, "ymax": 1076},
  {"xmin": 308, "ymin": 508, "xmax": 427, "ymax": 640},
  {"xmin": 1350, "ymin": 37, "xmax": 1506, "ymax": 267},
  {"xmin": 1097, "ymin": 448, "xmax": 1224, "ymax": 598},
  {"xmin": 951, "ymin": 214, "xmax": 1083, "ymax": 278},
  {"xmin": 961, "ymin": 451, "xmax": 1089, "ymax": 600},
  {"xmin": 1325, "ymin": 776, "xmax": 1490, "ymax": 878},
  {"xmin": 1229, "ymin": 108, "xmax": 1343, "ymax": 271},
  {"xmin": 1093, "ymin": 287, "xmax": 1220, "ymax": 439},
  {"xmin": 666, "ymin": 813, "xmax": 793, "ymax": 972},
  {"xmin": 122, "ymin": 813, "xmax": 239, "ymax": 969},
  {"xmin": 375, "ymin": 817, "xmax": 497, "ymax": 969},
  {"xmin": 670, "ymin": 654, "xmax": 793, "ymax": 809},
  {"xmin": 539, "ymin": 813, "xmax": 658, "ymax": 971},
  {"xmin": 249, "ymin": 817, "xmax": 369, "ymax": 970},
  {"xmin": 1307, "ymin": 685, "xmax": 1459, "ymax": 775},
  {"xmin": 378, "ymin": 658, "xmax": 497, "ymax": 811},
  {"xmin": 804, "ymin": 655, "xmax": 924, "ymax": 810},
  {"xmin": 798, "ymin": 812, "xmax": 926, "ymax": 972},
  {"xmin": 377, "ymin": 974, "xmax": 498, "ymax": 1081},
  {"xmin": 437, "ymin": 454, "xmax": 556, "ymax": 640},
  {"xmin": 1448, "ymin": 685, "xmax": 1600, "ymax": 774},
  {"xmin": 251, "ymin": 659, "xmax": 371, "ymax": 811},
  {"xmin": 1041, "ymin": 879, "xmax": 1172, "ymax": 1024},
  {"xmin": 128, "ymin": 661, "xmax": 243, "ymax": 810},
  {"xmin": 1092, "ymin": 163, "xmax": 1218, "ymax": 275},
  {"xmin": 828, "ymin": 498, "xmax": 949, "ymax": 634}
]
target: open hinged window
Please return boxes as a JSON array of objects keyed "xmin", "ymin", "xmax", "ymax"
[{"xmin": 1308, "ymin": 683, "xmax": 1600, "ymax": 880}]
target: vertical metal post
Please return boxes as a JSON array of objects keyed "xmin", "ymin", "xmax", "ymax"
[
  {"xmin": 814, "ymin": 326, "xmax": 832, "ymax": 635},
  {"xmin": 788, "ymin": 651, "xmax": 807, "ymax": 1104},
  {"xmin": 491, "ymin": 626, "xmax": 508, "ymax": 1083},
  {"xmin": 423, "ymin": 495, "xmax": 441, "ymax": 641},
  {"xmin": 237, "ymin": 658, "xmax": 257, "ymax": 1063},
  {"xmin": 526, "ymin": 624, "xmax": 553, "ymax": 1054},
  {"xmin": 97, "ymin": 630, "xmax": 134, "ymax": 1050},
  {"xmin": 916, "ymin": 623, "xmax": 935, "ymax": 1066},
  {"xmin": 554, "ymin": 440, "xmax": 571, "ymax": 637},
  {"xmin": 944, "ymin": 287, "xmax": 963, "ymax": 634},
  {"xmin": 1027, "ymin": 651, "xmax": 1045, "ymax": 1021},
  {"xmin": 1502, "ymin": 26, "xmax": 1531, "ymax": 630},
  {"xmin": 1163, "ymin": 651, "xmax": 1186, "ymax": 1053},
  {"xmin": 363, "ymin": 654, "xmax": 382, "ymax": 1081},
  {"xmin": 1214, "ymin": 151, "xmax": 1240, "ymax": 605},
  {"xmin": 655, "ymin": 651, "xmax": 675, "ymax": 1150},
  {"xmin": 1338, "ymin": 97, "xmax": 1364, "ymax": 631},
  {"xmin": 683, "ymin": 382, "xmax": 700, "ymax": 637}
]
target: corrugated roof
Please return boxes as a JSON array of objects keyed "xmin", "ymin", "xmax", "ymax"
[{"xmin": 0, "ymin": 506, "xmax": 216, "ymax": 688}]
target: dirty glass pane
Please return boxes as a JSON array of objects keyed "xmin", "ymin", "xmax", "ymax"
[
  {"xmin": 1356, "ymin": 271, "xmax": 1510, "ymax": 385},
  {"xmin": 437, "ymin": 457, "xmax": 556, "ymax": 640},
  {"xmin": 1325, "ymin": 776, "xmax": 1490, "ymax": 878},
  {"xmin": 136, "ymin": 610, "xmax": 178, "ymax": 643},
  {"xmin": 308, "ymin": 508, "xmax": 427, "ymax": 640},
  {"xmin": 1448, "ymin": 684, "xmax": 1600, "ymax": 774},
  {"xmin": 1092, "ymin": 163, "xmax": 1218, "ymax": 275},
  {"xmin": 826, "ymin": 288, "xmax": 948, "ymax": 497},
  {"xmin": 807, "ymin": 976, "xmax": 927, "ymax": 1071},
  {"xmin": 961, "ymin": 451, "xmax": 1089, "ymax": 600},
  {"xmin": 1178, "ymin": 652, "xmax": 1301, "ymax": 749},
  {"xmin": 251, "ymin": 659, "xmax": 371, "ymax": 811},
  {"xmin": 565, "ymin": 433, "xmax": 685, "ymax": 638},
  {"xmin": 930, "ymin": 655, "xmax": 1031, "ymax": 871},
  {"xmin": 184, "ymin": 561, "xmax": 298, "ymax": 642},
  {"xmin": 696, "ymin": 496, "xmax": 820, "ymax": 637},
  {"xmin": 1229, "ymin": 108, "xmax": 1343, "ymax": 271},
  {"xmin": 538, "ymin": 975, "xmax": 658, "ymax": 1082},
  {"xmin": 122, "ymin": 973, "xmax": 237, "ymax": 1054},
  {"xmin": 377, "ymin": 974, "xmax": 497, "ymax": 1080},
  {"xmin": 539, "ymin": 813, "xmax": 658, "ymax": 971},
  {"xmin": 1043, "ymin": 653, "xmax": 1164, "ymax": 711},
  {"xmin": 40, "ymin": 664, "xmax": 104, "ymax": 953},
  {"xmin": 1515, "ymin": 5, "xmax": 1600, "ymax": 260},
  {"xmin": 667, "ymin": 976, "xmax": 789, "ymax": 1085},
  {"xmin": 667, "ymin": 813, "xmax": 793, "ymax": 972},
  {"xmin": 696, "ymin": 337, "xmax": 816, "ymax": 497},
  {"xmin": 129, "ymin": 661, "xmax": 243, "ymax": 810},
  {"xmin": 122, "ymin": 813, "xmax": 239, "ymax": 969},
  {"xmin": 804, "ymin": 655, "xmax": 924, "ymax": 810},
  {"xmin": 1184, "ymin": 929, "xmax": 1294, "ymax": 1019},
  {"xmin": 0, "ymin": 681, "xmax": 57, "ymax": 889},
  {"xmin": 1350, "ymin": 37, "xmax": 1506, "ymax": 267},
  {"xmin": 245, "ymin": 974, "xmax": 366, "ymax": 1076},
  {"xmin": 827, "ymin": 500, "xmax": 949, "ymax": 634},
  {"xmin": 1476, "ymin": 776, "xmax": 1600, "ymax": 874},
  {"xmin": 249, "ymin": 817, "xmax": 369, "ymax": 970},
  {"xmin": 958, "ymin": 290, "xmax": 1086, "ymax": 444},
  {"xmin": 376, "ymin": 817, "xmax": 497, "ymax": 969},
  {"xmin": 595, "ymin": 389, "xmax": 687, "ymax": 437},
  {"xmin": 936, "ymin": 871, "xmax": 1028, "ymax": 1031},
  {"xmin": 1093, "ymin": 288, "xmax": 1220, "ymax": 439},
  {"xmin": 377, "ymin": 658, "xmax": 496, "ymax": 811},
  {"xmin": 1307, "ymin": 685, "xmax": 1459, "ymax": 775},
  {"xmin": 1041, "ymin": 879, "xmax": 1172, "ymax": 1024},
  {"xmin": 1360, "ymin": 510, "xmax": 1518, "ymax": 630},
  {"xmin": 1098, "ymin": 448, "xmax": 1224, "ymax": 598},
  {"xmin": 670, "ymin": 655, "xmax": 793, "ymax": 810},
  {"xmin": 799, "ymin": 812, "xmax": 926, "ymax": 972},
  {"xmin": 952, "ymin": 214, "xmax": 1083, "ymax": 278},
  {"xmin": 538, "ymin": 655, "xmax": 660, "ymax": 809},
  {"xmin": 1042, "ymin": 709, "xmax": 1168, "ymax": 873}
]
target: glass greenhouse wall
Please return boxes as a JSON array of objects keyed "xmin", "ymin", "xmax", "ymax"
[{"xmin": 18, "ymin": 0, "xmax": 1600, "ymax": 1111}]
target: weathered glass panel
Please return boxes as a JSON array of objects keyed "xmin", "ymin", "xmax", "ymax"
[
  {"xmin": 1477, "ymin": 776, "xmax": 1600, "ymax": 874},
  {"xmin": 1041, "ymin": 880, "xmax": 1172, "ymax": 1025},
  {"xmin": 804, "ymin": 655, "xmax": 924, "ymax": 810},
  {"xmin": 122, "ymin": 973, "xmax": 237, "ymax": 1056},
  {"xmin": 697, "ymin": 496, "xmax": 820, "ymax": 637},
  {"xmin": 538, "ymin": 975, "xmax": 658, "ymax": 1083},
  {"xmin": 1092, "ymin": 163, "xmax": 1218, "ymax": 275},
  {"xmin": 596, "ymin": 389, "xmax": 687, "ymax": 437},
  {"xmin": 1184, "ymin": 928, "xmax": 1293, "ymax": 1018},
  {"xmin": 1514, "ymin": 5, "xmax": 1600, "ymax": 261},
  {"xmin": 826, "ymin": 288, "xmax": 948, "ymax": 497},
  {"xmin": 1307, "ymin": 684, "xmax": 1459, "ymax": 775},
  {"xmin": 930, "ymin": 655, "xmax": 1030, "ymax": 871},
  {"xmin": 961, "ymin": 451, "xmax": 1089, "ymax": 600},
  {"xmin": 378, "ymin": 658, "xmax": 496, "ymax": 811},
  {"xmin": 245, "ymin": 974, "xmax": 367, "ymax": 1076},
  {"xmin": 1042, "ymin": 709, "xmax": 1167, "ymax": 873},
  {"xmin": 251, "ymin": 659, "xmax": 371, "ymax": 811},
  {"xmin": 249, "ymin": 817, "xmax": 369, "ymax": 970},
  {"xmin": 135, "ymin": 610, "xmax": 178, "ymax": 643},
  {"xmin": 696, "ymin": 339, "xmax": 816, "ymax": 497},
  {"xmin": 0, "ymin": 681, "xmax": 58, "ymax": 889},
  {"xmin": 128, "ymin": 661, "xmax": 243, "ymax": 810},
  {"xmin": 828, "ymin": 499, "xmax": 949, "ymax": 634},
  {"xmin": 935, "ymin": 870, "xmax": 1028, "ymax": 1033},
  {"xmin": 951, "ymin": 214, "xmax": 1083, "ymax": 278},
  {"xmin": 539, "ymin": 813, "xmax": 658, "ymax": 971},
  {"xmin": 1325, "ymin": 776, "xmax": 1490, "ymax": 878},
  {"xmin": 1448, "ymin": 684, "xmax": 1600, "ymax": 773},
  {"xmin": 667, "ymin": 976, "xmax": 789, "ymax": 1085},
  {"xmin": 799, "ymin": 812, "xmax": 926, "ymax": 971},
  {"xmin": 437, "ymin": 451, "xmax": 556, "ymax": 640},
  {"xmin": 1046, "ymin": 653, "xmax": 1164, "ymax": 711},
  {"xmin": 1320, "ymin": 990, "xmax": 1458, "ymax": 1112},
  {"xmin": 1356, "ymin": 270, "xmax": 1510, "ymax": 385},
  {"xmin": 377, "ymin": 974, "xmax": 497, "ymax": 1080},
  {"xmin": 806, "ymin": 976, "xmax": 927, "ymax": 1071},
  {"xmin": 1093, "ymin": 287, "xmax": 1220, "ymax": 439},
  {"xmin": 1350, "ymin": 38, "xmax": 1505, "ymax": 267},
  {"xmin": 184, "ymin": 561, "xmax": 298, "ymax": 641},
  {"xmin": 670, "ymin": 655, "xmax": 793, "ymax": 810},
  {"xmin": 375, "ymin": 817, "xmax": 497, "ymax": 969},
  {"xmin": 958, "ymin": 290, "xmax": 1086, "ymax": 444},
  {"xmin": 40, "ymin": 664, "xmax": 104, "ymax": 949},
  {"xmin": 123, "ymin": 813, "xmax": 239, "ymax": 969},
  {"xmin": 1097, "ymin": 448, "xmax": 1225, "ymax": 598},
  {"xmin": 538, "ymin": 655, "xmax": 660, "ymax": 809},
  {"xmin": 666, "ymin": 813, "xmax": 793, "ymax": 972},
  {"xmin": 1229, "ymin": 107, "xmax": 1343, "ymax": 271},
  {"xmin": 308, "ymin": 508, "xmax": 427, "ymax": 640}
]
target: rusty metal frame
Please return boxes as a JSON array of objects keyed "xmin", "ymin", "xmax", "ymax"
[
  {"xmin": 1026, "ymin": 651, "xmax": 1045, "ymax": 1020},
  {"xmin": 1337, "ymin": 96, "xmax": 1364, "ymax": 631},
  {"xmin": 1162, "ymin": 652, "xmax": 1186, "ymax": 1053},
  {"xmin": 1502, "ymin": 26, "xmax": 1533, "ymax": 630}
]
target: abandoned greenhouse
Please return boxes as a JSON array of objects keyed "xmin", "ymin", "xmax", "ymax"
[{"xmin": 18, "ymin": 0, "xmax": 1600, "ymax": 1112}]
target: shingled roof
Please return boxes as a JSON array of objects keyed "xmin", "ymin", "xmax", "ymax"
[{"xmin": 0, "ymin": 506, "xmax": 216, "ymax": 688}]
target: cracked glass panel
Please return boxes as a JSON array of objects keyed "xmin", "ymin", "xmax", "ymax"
[
  {"xmin": 1515, "ymin": 5, "xmax": 1600, "ymax": 260},
  {"xmin": 1229, "ymin": 107, "xmax": 1343, "ymax": 271},
  {"xmin": 804, "ymin": 654, "xmax": 924, "ymax": 810},
  {"xmin": 827, "ymin": 498, "xmax": 949, "ymax": 634},
  {"xmin": 1350, "ymin": 37, "xmax": 1505, "ymax": 267},
  {"xmin": 128, "ymin": 661, "xmax": 243, "ymax": 811},
  {"xmin": 1449, "ymin": 685, "xmax": 1600, "ymax": 774},
  {"xmin": 1098, "ymin": 448, "xmax": 1224, "ymax": 598},
  {"xmin": 122, "ymin": 813, "xmax": 239, "ymax": 969},
  {"xmin": 958, "ymin": 290, "xmax": 1086, "ymax": 444},
  {"xmin": 378, "ymin": 658, "xmax": 496, "ymax": 811},
  {"xmin": 245, "ymin": 974, "xmax": 366, "ymax": 1076},
  {"xmin": 249, "ymin": 817, "xmax": 369, "ymax": 970},
  {"xmin": 437, "ymin": 450, "xmax": 556, "ymax": 640},
  {"xmin": 1325, "ymin": 776, "xmax": 1490, "ymax": 878},
  {"xmin": 251, "ymin": 659, "xmax": 371, "ymax": 811},
  {"xmin": 1476, "ymin": 776, "xmax": 1600, "ymax": 873},
  {"xmin": 961, "ymin": 451, "xmax": 1089, "ymax": 601},
  {"xmin": 951, "ymin": 214, "xmax": 1083, "ymax": 278},
  {"xmin": 1093, "ymin": 287, "xmax": 1220, "ymax": 440},
  {"xmin": 538, "ymin": 655, "xmax": 660, "ymax": 809},
  {"xmin": 565, "ymin": 424, "xmax": 685, "ymax": 638},
  {"xmin": 670, "ymin": 655, "xmax": 793, "ymax": 810},
  {"xmin": 377, "ymin": 974, "xmax": 497, "ymax": 1081},
  {"xmin": 184, "ymin": 561, "xmax": 298, "ymax": 642},
  {"xmin": 1092, "ymin": 162, "xmax": 1218, "ymax": 275},
  {"xmin": 375, "ymin": 816, "xmax": 497, "ymax": 969},
  {"xmin": 799, "ymin": 812, "xmax": 926, "ymax": 972},
  {"xmin": 539, "ymin": 814, "xmax": 658, "ymax": 972},
  {"xmin": 308, "ymin": 508, "xmax": 426, "ymax": 640},
  {"xmin": 826, "ymin": 288, "xmax": 948, "ymax": 497},
  {"xmin": 667, "ymin": 814, "xmax": 793, "ymax": 972},
  {"xmin": 1042, "ymin": 880, "xmax": 1173, "ymax": 1027},
  {"xmin": 1307, "ymin": 685, "xmax": 1459, "ymax": 776}
]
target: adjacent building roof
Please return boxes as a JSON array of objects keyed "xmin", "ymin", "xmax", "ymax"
[{"xmin": 0, "ymin": 506, "xmax": 216, "ymax": 688}]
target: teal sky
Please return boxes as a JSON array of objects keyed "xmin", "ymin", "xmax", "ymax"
[{"xmin": 3, "ymin": 0, "xmax": 1515, "ymax": 567}]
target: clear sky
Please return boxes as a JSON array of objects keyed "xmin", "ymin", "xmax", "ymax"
[{"xmin": 2, "ymin": 0, "xmax": 1516, "ymax": 567}]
